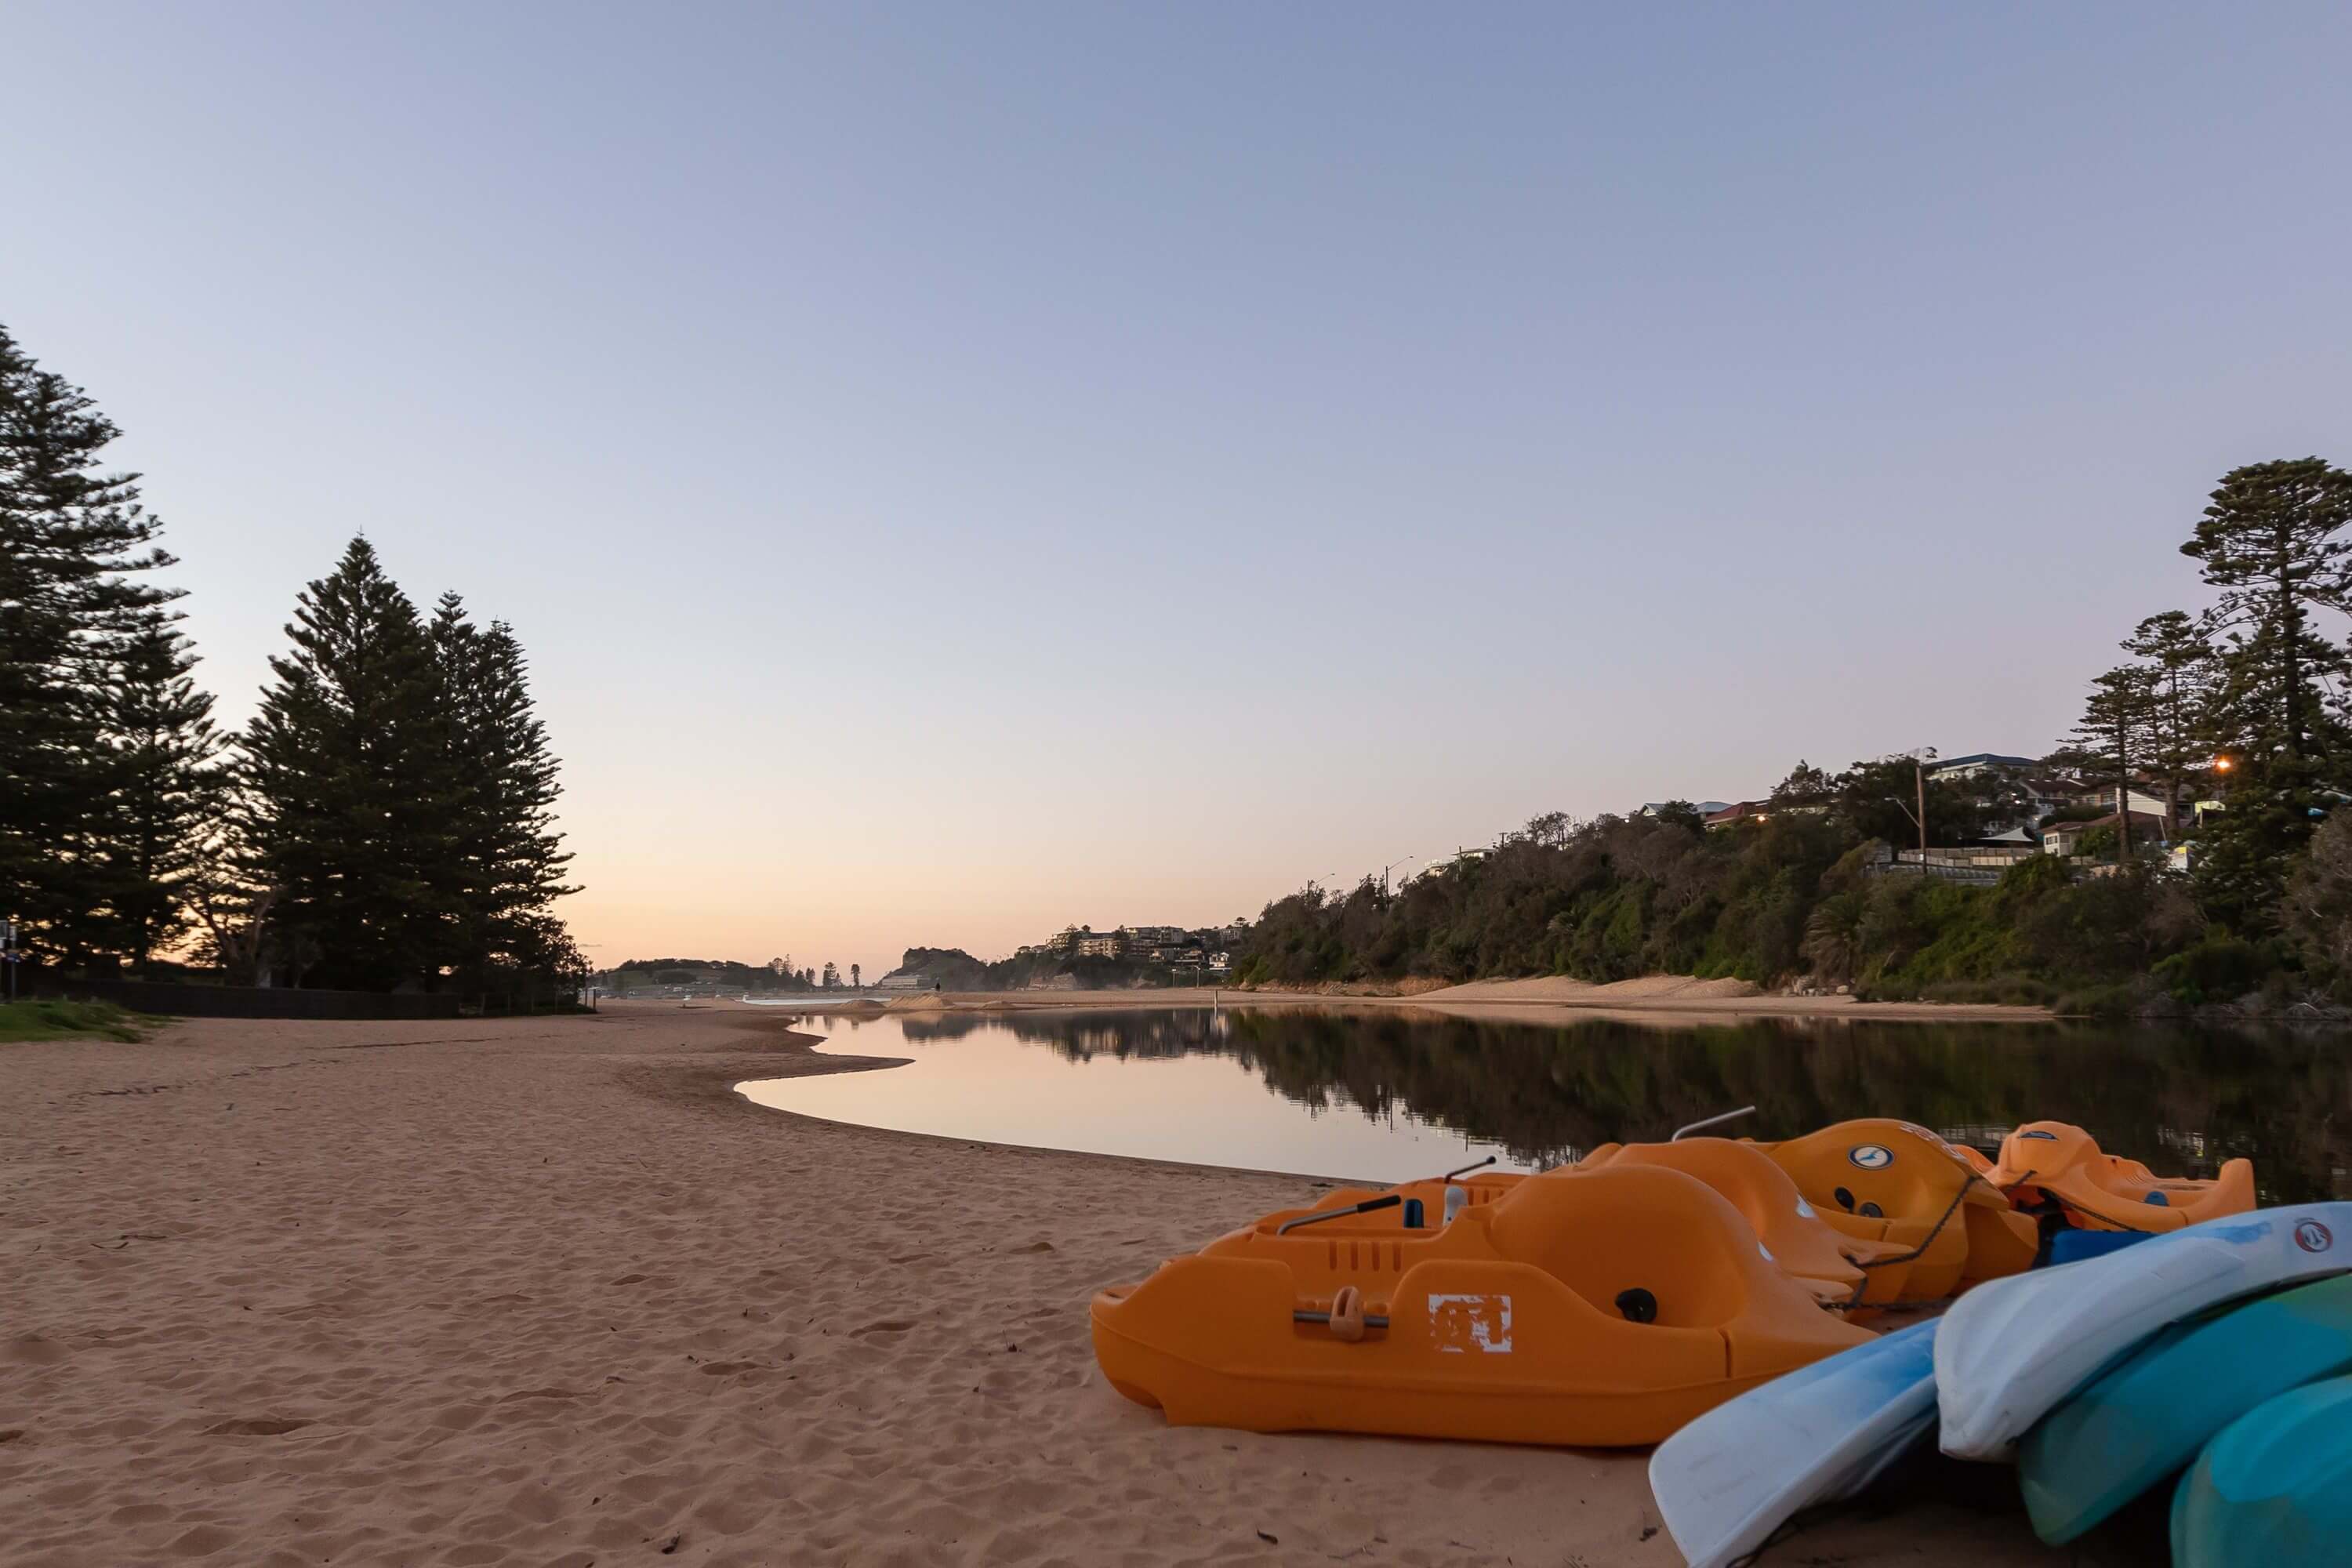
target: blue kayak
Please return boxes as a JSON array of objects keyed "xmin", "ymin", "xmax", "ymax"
[
  {"xmin": 2019, "ymin": 1273, "xmax": 2352, "ymax": 1544},
  {"xmin": 2172, "ymin": 1373, "xmax": 2352, "ymax": 1566}
]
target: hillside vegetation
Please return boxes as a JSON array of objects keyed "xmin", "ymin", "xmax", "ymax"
[{"xmin": 1235, "ymin": 458, "xmax": 2352, "ymax": 1015}]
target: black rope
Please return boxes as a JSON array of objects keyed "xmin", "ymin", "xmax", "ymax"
[
  {"xmin": 2002, "ymin": 1165, "xmax": 2172, "ymax": 1236},
  {"xmin": 1854, "ymin": 1168, "xmax": 1986, "ymax": 1272}
]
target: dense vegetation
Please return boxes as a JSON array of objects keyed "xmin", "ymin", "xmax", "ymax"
[
  {"xmin": 604, "ymin": 957, "xmax": 815, "ymax": 993},
  {"xmin": 0, "ymin": 998, "xmax": 152, "ymax": 1043},
  {"xmin": 887, "ymin": 945, "xmax": 1206, "ymax": 991},
  {"xmin": 1236, "ymin": 458, "xmax": 2352, "ymax": 1014},
  {"xmin": 0, "ymin": 321, "xmax": 583, "ymax": 1005}
]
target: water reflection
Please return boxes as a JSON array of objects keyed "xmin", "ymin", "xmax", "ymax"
[{"xmin": 748, "ymin": 1007, "xmax": 2352, "ymax": 1199}]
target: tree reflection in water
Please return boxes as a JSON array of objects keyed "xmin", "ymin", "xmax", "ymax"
[{"xmin": 897, "ymin": 1008, "xmax": 2352, "ymax": 1201}]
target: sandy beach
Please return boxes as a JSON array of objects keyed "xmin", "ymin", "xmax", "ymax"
[
  {"xmin": 2, "ymin": 1001, "xmax": 2068, "ymax": 1567},
  {"xmin": 776, "ymin": 978, "xmax": 2053, "ymax": 1027}
]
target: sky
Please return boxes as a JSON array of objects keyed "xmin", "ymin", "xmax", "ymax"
[{"xmin": 6, "ymin": 4, "xmax": 2350, "ymax": 978}]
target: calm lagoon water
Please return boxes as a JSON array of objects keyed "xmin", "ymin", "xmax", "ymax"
[{"xmin": 737, "ymin": 1007, "xmax": 2352, "ymax": 1196}]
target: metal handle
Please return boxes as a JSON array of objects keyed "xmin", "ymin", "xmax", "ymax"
[
  {"xmin": 1276, "ymin": 1193, "xmax": 1403, "ymax": 1234},
  {"xmin": 1442, "ymin": 1156, "xmax": 1498, "ymax": 1182},
  {"xmin": 1671, "ymin": 1106, "xmax": 1757, "ymax": 1141}
]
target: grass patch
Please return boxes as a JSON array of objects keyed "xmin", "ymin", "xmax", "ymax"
[{"xmin": 0, "ymin": 998, "xmax": 158, "ymax": 1043}]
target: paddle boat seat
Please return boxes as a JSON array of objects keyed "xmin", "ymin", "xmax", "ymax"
[
  {"xmin": 1750, "ymin": 1119, "xmax": 2035, "ymax": 1303},
  {"xmin": 1984, "ymin": 1120, "xmax": 2255, "ymax": 1233},
  {"xmin": 1091, "ymin": 1163, "xmax": 1873, "ymax": 1447},
  {"xmin": 1571, "ymin": 1138, "xmax": 1886, "ymax": 1307}
]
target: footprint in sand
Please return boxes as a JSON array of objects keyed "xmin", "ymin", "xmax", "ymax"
[{"xmin": 203, "ymin": 1417, "xmax": 313, "ymax": 1436}]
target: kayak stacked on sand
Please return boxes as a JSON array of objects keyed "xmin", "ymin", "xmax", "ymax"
[{"xmin": 1653, "ymin": 1198, "xmax": 2352, "ymax": 1568}]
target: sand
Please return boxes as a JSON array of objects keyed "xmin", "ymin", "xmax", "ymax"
[
  {"xmin": 752, "ymin": 979, "xmax": 2051, "ymax": 1026},
  {"xmin": 1, "ymin": 1001, "xmax": 2063, "ymax": 1566}
]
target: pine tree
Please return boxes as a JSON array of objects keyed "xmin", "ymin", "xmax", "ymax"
[
  {"xmin": 2180, "ymin": 458, "xmax": 2352, "ymax": 764},
  {"xmin": 2121, "ymin": 611, "xmax": 2220, "ymax": 838},
  {"xmin": 430, "ymin": 596, "xmax": 575, "ymax": 1004},
  {"xmin": 428, "ymin": 592, "xmax": 492, "ymax": 986},
  {"xmin": 242, "ymin": 538, "xmax": 462, "ymax": 989},
  {"xmin": 0, "ymin": 324, "xmax": 182, "ymax": 960},
  {"xmin": 2071, "ymin": 665, "xmax": 2158, "ymax": 859},
  {"xmin": 2179, "ymin": 458, "xmax": 2352, "ymax": 927},
  {"xmin": 86, "ymin": 620, "xmax": 222, "ymax": 970}
]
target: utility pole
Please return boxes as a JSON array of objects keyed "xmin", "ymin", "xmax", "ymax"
[
  {"xmin": 1915, "ymin": 759, "xmax": 1928, "ymax": 862},
  {"xmin": 1887, "ymin": 747, "xmax": 1937, "ymax": 869},
  {"xmin": 2, "ymin": 919, "xmax": 15, "ymax": 1002}
]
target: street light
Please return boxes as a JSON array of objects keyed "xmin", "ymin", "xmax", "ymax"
[{"xmin": 1381, "ymin": 855, "xmax": 1420, "ymax": 901}]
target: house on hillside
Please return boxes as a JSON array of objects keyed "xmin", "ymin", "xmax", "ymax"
[
  {"xmin": 2044, "ymin": 811, "xmax": 2168, "ymax": 858},
  {"xmin": 1638, "ymin": 800, "xmax": 1733, "ymax": 818},
  {"xmin": 875, "ymin": 968, "xmax": 931, "ymax": 992},
  {"xmin": 1702, "ymin": 800, "xmax": 1773, "ymax": 829},
  {"xmin": 1929, "ymin": 753, "xmax": 2039, "ymax": 782},
  {"xmin": 1416, "ymin": 848, "xmax": 1491, "ymax": 879}
]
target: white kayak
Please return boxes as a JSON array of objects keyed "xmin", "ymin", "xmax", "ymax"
[
  {"xmin": 1650, "ymin": 1318, "xmax": 1940, "ymax": 1568},
  {"xmin": 1936, "ymin": 1203, "xmax": 2352, "ymax": 1461}
]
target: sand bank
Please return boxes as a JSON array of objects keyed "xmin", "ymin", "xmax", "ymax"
[
  {"xmin": 745, "ymin": 979, "xmax": 2050, "ymax": 1026},
  {"xmin": 2, "ymin": 1002, "xmax": 2060, "ymax": 1566}
]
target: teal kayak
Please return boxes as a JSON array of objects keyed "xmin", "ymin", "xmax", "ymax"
[
  {"xmin": 2172, "ymin": 1374, "xmax": 2352, "ymax": 1566},
  {"xmin": 2019, "ymin": 1272, "xmax": 2352, "ymax": 1544}
]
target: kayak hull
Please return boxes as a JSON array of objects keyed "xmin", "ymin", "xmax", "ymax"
[
  {"xmin": 1936, "ymin": 1203, "xmax": 2352, "ymax": 1461},
  {"xmin": 1651, "ymin": 1318, "xmax": 1940, "ymax": 1568},
  {"xmin": 2172, "ymin": 1374, "xmax": 2352, "ymax": 1567},
  {"xmin": 2020, "ymin": 1273, "xmax": 2352, "ymax": 1544}
]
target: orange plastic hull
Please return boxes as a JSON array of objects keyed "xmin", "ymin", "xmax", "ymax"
[
  {"xmin": 1092, "ymin": 1165, "xmax": 1872, "ymax": 1447},
  {"xmin": 1986, "ymin": 1121, "xmax": 2256, "ymax": 1232}
]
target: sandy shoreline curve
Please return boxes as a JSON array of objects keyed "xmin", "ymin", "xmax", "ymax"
[
  {"xmin": 751, "ymin": 978, "xmax": 2053, "ymax": 1028},
  {"xmin": 2, "ymin": 1001, "xmax": 2061, "ymax": 1566}
]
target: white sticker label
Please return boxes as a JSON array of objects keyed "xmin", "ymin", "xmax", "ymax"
[
  {"xmin": 1428, "ymin": 1293, "xmax": 1514, "ymax": 1354},
  {"xmin": 1848, "ymin": 1144, "xmax": 1894, "ymax": 1170}
]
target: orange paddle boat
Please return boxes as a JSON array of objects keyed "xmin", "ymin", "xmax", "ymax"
[
  {"xmin": 1984, "ymin": 1120, "xmax": 2255, "ymax": 1233},
  {"xmin": 1750, "ymin": 1119, "xmax": 2038, "ymax": 1303},
  {"xmin": 1570, "ymin": 1138, "xmax": 1899, "ymax": 1307},
  {"xmin": 1091, "ymin": 1163, "xmax": 1874, "ymax": 1447}
]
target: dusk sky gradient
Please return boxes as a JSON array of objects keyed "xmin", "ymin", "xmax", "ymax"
[{"xmin": 7, "ymin": 4, "xmax": 2349, "ymax": 976}]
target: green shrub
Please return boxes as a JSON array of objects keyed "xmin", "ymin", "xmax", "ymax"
[
  {"xmin": 2151, "ymin": 933, "xmax": 2272, "ymax": 1004},
  {"xmin": 0, "ymin": 999, "xmax": 154, "ymax": 1043},
  {"xmin": 1915, "ymin": 978, "xmax": 2057, "ymax": 1007},
  {"xmin": 2050, "ymin": 982, "xmax": 2139, "ymax": 1019}
]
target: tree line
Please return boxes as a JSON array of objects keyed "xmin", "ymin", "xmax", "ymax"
[
  {"xmin": 1233, "ymin": 457, "xmax": 2352, "ymax": 1013},
  {"xmin": 0, "ymin": 321, "xmax": 581, "ymax": 1002}
]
